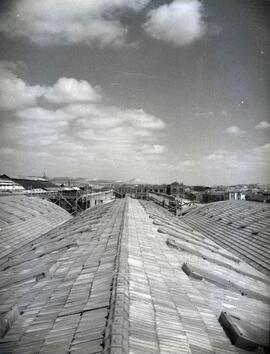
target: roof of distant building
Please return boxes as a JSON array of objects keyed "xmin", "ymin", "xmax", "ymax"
[
  {"xmin": 0, "ymin": 178, "xmax": 25, "ymax": 193},
  {"xmin": 10, "ymin": 177, "xmax": 57, "ymax": 190}
]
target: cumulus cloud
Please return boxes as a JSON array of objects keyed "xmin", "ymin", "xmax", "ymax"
[
  {"xmin": 16, "ymin": 107, "xmax": 73, "ymax": 122},
  {"xmin": 72, "ymin": 105, "xmax": 166, "ymax": 158},
  {"xmin": 0, "ymin": 61, "xmax": 45, "ymax": 110},
  {"xmin": 0, "ymin": 0, "xmax": 150, "ymax": 47},
  {"xmin": 12, "ymin": 102, "xmax": 166, "ymax": 153},
  {"xmin": 43, "ymin": 78, "xmax": 102, "ymax": 104},
  {"xmin": 225, "ymin": 126, "xmax": 246, "ymax": 137},
  {"xmin": 254, "ymin": 142, "xmax": 270, "ymax": 155},
  {"xmin": 207, "ymin": 150, "xmax": 227, "ymax": 161},
  {"xmin": 0, "ymin": 64, "xmax": 167, "ymax": 171},
  {"xmin": 206, "ymin": 150, "xmax": 247, "ymax": 170},
  {"xmin": 66, "ymin": 104, "xmax": 165, "ymax": 131},
  {"xmin": 143, "ymin": 0, "xmax": 206, "ymax": 47},
  {"xmin": 0, "ymin": 62, "xmax": 103, "ymax": 110},
  {"xmin": 255, "ymin": 121, "xmax": 270, "ymax": 130},
  {"xmin": 205, "ymin": 150, "xmax": 248, "ymax": 176},
  {"xmin": 203, "ymin": 143, "xmax": 270, "ymax": 183}
]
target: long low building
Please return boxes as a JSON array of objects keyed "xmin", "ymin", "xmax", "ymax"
[{"xmin": 0, "ymin": 197, "xmax": 269, "ymax": 353}]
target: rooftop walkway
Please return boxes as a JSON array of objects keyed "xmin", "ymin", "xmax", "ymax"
[
  {"xmin": 0, "ymin": 196, "xmax": 72, "ymax": 259},
  {"xmin": 0, "ymin": 198, "xmax": 269, "ymax": 353},
  {"xmin": 182, "ymin": 200, "xmax": 270, "ymax": 275}
]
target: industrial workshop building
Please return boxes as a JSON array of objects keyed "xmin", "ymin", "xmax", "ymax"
[
  {"xmin": 0, "ymin": 195, "xmax": 269, "ymax": 353},
  {"xmin": 114, "ymin": 182, "xmax": 185, "ymax": 200}
]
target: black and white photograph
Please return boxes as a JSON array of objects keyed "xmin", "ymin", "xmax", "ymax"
[{"xmin": 0, "ymin": 1, "xmax": 269, "ymax": 353}]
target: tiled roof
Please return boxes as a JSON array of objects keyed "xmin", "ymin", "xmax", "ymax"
[
  {"xmin": 0, "ymin": 200, "xmax": 122, "ymax": 354},
  {"xmin": 182, "ymin": 200, "xmax": 270, "ymax": 275},
  {"xmin": 0, "ymin": 198, "xmax": 269, "ymax": 353},
  {"xmin": 0, "ymin": 196, "xmax": 72, "ymax": 259}
]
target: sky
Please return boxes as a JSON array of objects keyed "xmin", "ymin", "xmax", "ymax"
[{"xmin": 0, "ymin": 0, "xmax": 269, "ymax": 185}]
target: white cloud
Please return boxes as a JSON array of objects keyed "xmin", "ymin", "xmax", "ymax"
[
  {"xmin": 43, "ymin": 78, "xmax": 102, "ymax": 104},
  {"xmin": 255, "ymin": 121, "xmax": 270, "ymax": 130},
  {"xmin": 143, "ymin": 0, "xmax": 206, "ymax": 47},
  {"xmin": 0, "ymin": 0, "xmax": 150, "ymax": 47},
  {"xmin": 182, "ymin": 159, "xmax": 195, "ymax": 167},
  {"xmin": 137, "ymin": 144, "xmax": 167, "ymax": 154},
  {"xmin": 0, "ymin": 75, "xmax": 166, "ymax": 166},
  {"xmin": 121, "ymin": 108, "xmax": 165, "ymax": 130},
  {"xmin": 225, "ymin": 126, "xmax": 246, "ymax": 137},
  {"xmin": 16, "ymin": 107, "xmax": 73, "ymax": 122},
  {"xmin": 204, "ymin": 150, "xmax": 248, "ymax": 176},
  {"xmin": 0, "ymin": 62, "xmax": 103, "ymax": 110},
  {"xmin": 254, "ymin": 143, "xmax": 270, "ymax": 155},
  {"xmin": 68, "ymin": 104, "xmax": 165, "ymax": 131},
  {"xmin": 73, "ymin": 105, "xmax": 166, "ymax": 158},
  {"xmin": 202, "ymin": 143, "xmax": 270, "ymax": 183},
  {"xmin": 0, "ymin": 61, "xmax": 45, "ymax": 110},
  {"xmin": 207, "ymin": 150, "xmax": 227, "ymax": 161},
  {"xmin": 0, "ymin": 60, "xmax": 168, "ymax": 177}
]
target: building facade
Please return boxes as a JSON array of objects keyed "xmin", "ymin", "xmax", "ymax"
[{"xmin": 114, "ymin": 182, "xmax": 184, "ymax": 200}]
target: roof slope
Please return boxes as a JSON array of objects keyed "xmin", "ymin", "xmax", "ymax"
[
  {"xmin": 0, "ymin": 195, "xmax": 72, "ymax": 259},
  {"xmin": 0, "ymin": 198, "xmax": 269, "ymax": 353},
  {"xmin": 0, "ymin": 199, "xmax": 122, "ymax": 354},
  {"xmin": 182, "ymin": 200, "xmax": 270, "ymax": 275}
]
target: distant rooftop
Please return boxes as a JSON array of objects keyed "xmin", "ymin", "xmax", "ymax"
[{"xmin": 11, "ymin": 178, "xmax": 57, "ymax": 190}]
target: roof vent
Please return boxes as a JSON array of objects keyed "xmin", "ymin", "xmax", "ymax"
[
  {"xmin": 219, "ymin": 311, "xmax": 269, "ymax": 351},
  {"xmin": 181, "ymin": 263, "xmax": 270, "ymax": 303},
  {"xmin": 0, "ymin": 307, "xmax": 19, "ymax": 337}
]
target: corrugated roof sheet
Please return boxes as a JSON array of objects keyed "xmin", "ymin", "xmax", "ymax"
[
  {"xmin": 0, "ymin": 198, "xmax": 269, "ymax": 353},
  {"xmin": 0, "ymin": 196, "xmax": 72, "ymax": 259},
  {"xmin": 182, "ymin": 200, "xmax": 270, "ymax": 275}
]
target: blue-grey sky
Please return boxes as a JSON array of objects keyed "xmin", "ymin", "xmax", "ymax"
[{"xmin": 0, "ymin": 0, "xmax": 269, "ymax": 184}]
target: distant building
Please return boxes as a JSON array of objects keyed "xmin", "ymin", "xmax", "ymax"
[
  {"xmin": 11, "ymin": 176, "xmax": 57, "ymax": 190},
  {"xmin": 228, "ymin": 190, "xmax": 246, "ymax": 201},
  {"xmin": 114, "ymin": 182, "xmax": 184, "ymax": 200},
  {"xmin": 201, "ymin": 189, "xmax": 228, "ymax": 203},
  {"xmin": 0, "ymin": 175, "xmax": 24, "ymax": 193},
  {"xmin": 192, "ymin": 185, "xmax": 210, "ymax": 192},
  {"xmin": 245, "ymin": 191, "xmax": 270, "ymax": 203},
  {"xmin": 166, "ymin": 181, "xmax": 185, "ymax": 199}
]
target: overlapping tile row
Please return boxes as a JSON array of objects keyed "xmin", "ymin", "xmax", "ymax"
[
  {"xmin": 103, "ymin": 200, "xmax": 130, "ymax": 354},
  {"xmin": 139, "ymin": 200, "xmax": 269, "ymax": 353},
  {"xmin": 182, "ymin": 201, "xmax": 270, "ymax": 275},
  {"xmin": 0, "ymin": 196, "xmax": 72, "ymax": 259},
  {"xmin": 0, "ymin": 200, "xmax": 125, "ymax": 354}
]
